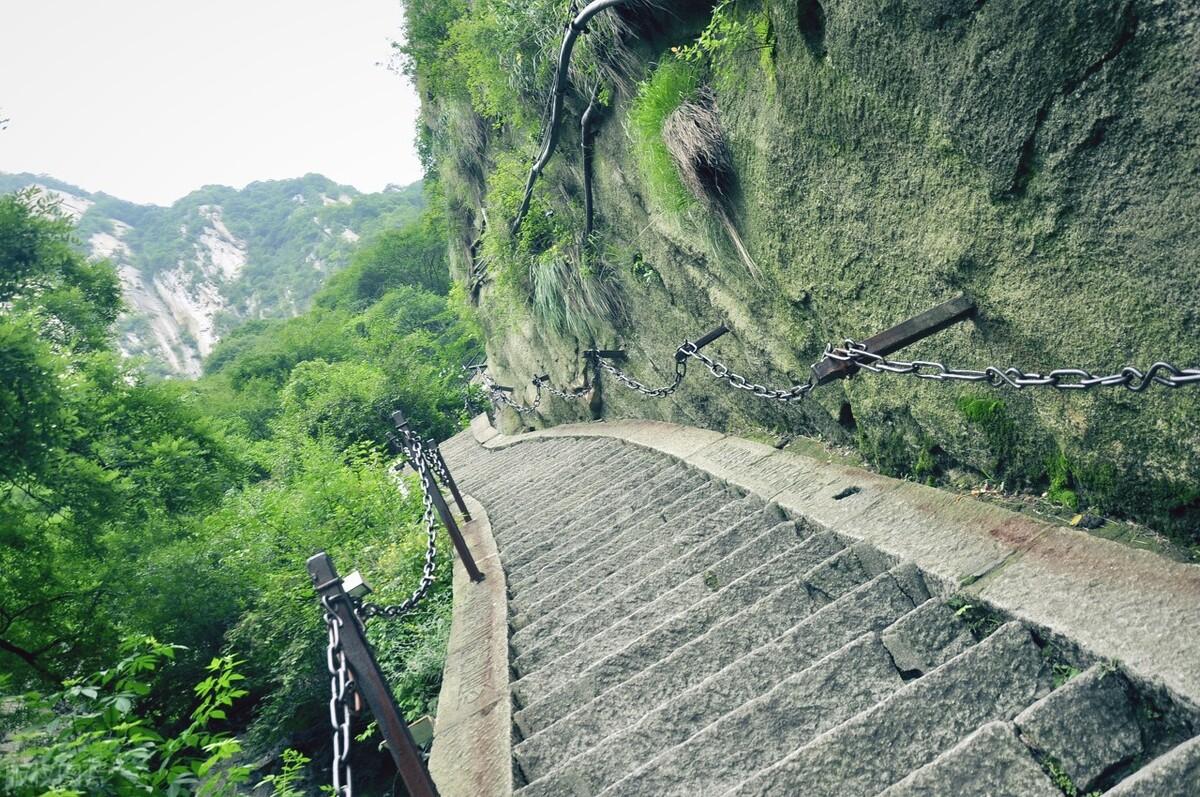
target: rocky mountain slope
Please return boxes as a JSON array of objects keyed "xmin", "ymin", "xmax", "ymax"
[
  {"xmin": 407, "ymin": 0, "xmax": 1200, "ymax": 547},
  {"xmin": 0, "ymin": 172, "xmax": 423, "ymax": 376}
]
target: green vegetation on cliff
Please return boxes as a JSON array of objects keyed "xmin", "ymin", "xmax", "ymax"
[{"xmin": 401, "ymin": 0, "xmax": 1199, "ymax": 553}]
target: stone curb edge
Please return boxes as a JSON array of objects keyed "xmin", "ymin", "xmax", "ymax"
[
  {"xmin": 468, "ymin": 415, "xmax": 1200, "ymax": 710},
  {"xmin": 428, "ymin": 494, "xmax": 513, "ymax": 797}
]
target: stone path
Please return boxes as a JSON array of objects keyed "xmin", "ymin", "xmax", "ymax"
[{"xmin": 436, "ymin": 421, "xmax": 1200, "ymax": 796}]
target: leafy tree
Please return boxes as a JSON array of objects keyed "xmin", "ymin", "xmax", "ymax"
[{"xmin": 0, "ymin": 636, "xmax": 250, "ymax": 796}]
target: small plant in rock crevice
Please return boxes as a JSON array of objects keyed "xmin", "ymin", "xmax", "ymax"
[{"xmin": 945, "ymin": 597, "xmax": 1003, "ymax": 639}]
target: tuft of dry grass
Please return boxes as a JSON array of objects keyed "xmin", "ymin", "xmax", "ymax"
[{"xmin": 662, "ymin": 88, "xmax": 760, "ymax": 277}]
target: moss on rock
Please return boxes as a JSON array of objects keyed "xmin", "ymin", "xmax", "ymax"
[{"xmin": 417, "ymin": 0, "xmax": 1200, "ymax": 550}]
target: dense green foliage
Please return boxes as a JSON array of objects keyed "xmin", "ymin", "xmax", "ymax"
[
  {"xmin": 1, "ymin": 639, "xmax": 250, "ymax": 796},
  {"xmin": 0, "ymin": 185, "xmax": 480, "ymax": 789}
]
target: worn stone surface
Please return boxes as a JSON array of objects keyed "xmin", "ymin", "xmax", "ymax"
[
  {"xmin": 881, "ymin": 597, "xmax": 977, "ymax": 676},
  {"xmin": 512, "ymin": 524, "xmax": 838, "ymax": 728},
  {"xmin": 1106, "ymin": 734, "xmax": 1200, "ymax": 797},
  {"xmin": 601, "ymin": 634, "xmax": 903, "ymax": 796},
  {"xmin": 429, "ymin": 496, "xmax": 512, "ymax": 797},
  {"xmin": 879, "ymin": 721, "xmax": 1061, "ymax": 797},
  {"xmin": 511, "ymin": 515, "xmax": 803, "ymax": 681},
  {"xmin": 727, "ymin": 623, "xmax": 1053, "ymax": 796},
  {"xmin": 1015, "ymin": 666, "xmax": 1144, "ymax": 791},
  {"xmin": 511, "ymin": 520, "xmax": 830, "ymax": 710},
  {"xmin": 971, "ymin": 526, "xmax": 1200, "ymax": 705},
  {"xmin": 460, "ymin": 418, "xmax": 1200, "ymax": 707},
  {"xmin": 438, "ymin": 425, "xmax": 1200, "ymax": 796},
  {"xmin": 517, "ymin": 567, "xmax": 927, "ymax": 797}
]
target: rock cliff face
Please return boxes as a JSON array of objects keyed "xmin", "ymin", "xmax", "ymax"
[
  {"xmin": 425, "ymin": 0, "xmax": 1200, "ymax": 544},
  {"xmin": 1, "ymin": 173, "xmax": 423, "ymax": 377}
]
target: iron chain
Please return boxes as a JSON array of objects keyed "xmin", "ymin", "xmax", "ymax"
[
  {"xmin": 678, "ymin": 342, "xmax": 817, "ymax": 402},
  {"xmin": 323, "ymin": 597, "xmax": 355, "ymax": 797},
  {"xmin": 357, "ymin": 431, "xmax": 438, "ymax": 621},
  {"xmin": 479, "ymin": 371, "xmax": 542, "ymax": 414},
  {"xmin": 826, "ymin": 341, "xmax": 1200, "ymax": 392},
  {"xmin": 533, "ymin": 374, "xmax": 593, "ymax": 401},
  {"xmin": 593, "ymin": 355, "xmax": 687, "ymax": 397},
  {"xmin": 474, "ymin": 335, "xmax": 1198, "ymax": 410},
  {"xmin": 476, "ymin": 368, "xmax": 591, "ymax": 413}
]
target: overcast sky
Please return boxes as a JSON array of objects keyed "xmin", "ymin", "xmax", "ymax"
[{"xmin": 0, "ymin": 0, "xmax": 423, "ymax": 205}]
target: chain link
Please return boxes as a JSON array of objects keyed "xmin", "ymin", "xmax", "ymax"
[
  {"xmin": 476, "ymin": 368, "xmax": 591, "ymax": 412},
  {"xmin": 357, "ymin": 431, "xmax": 438, "ymax": 621},
  {"xmin": 826, "ymin": 341, "xmax": 1200, "ymax": 391},
  {"xmin": 479, "ymin": 371, "xmax": 543, "ymax": 414},
  {"xmin": 322, "ymin": 597, "xmax": 355, "ymax": 797},
  {"xmin": 592, "ymin": 355, "xmax": 687, "ymax": 397},
  {"xmin": 533, "ymin": 374, "xmax": 593, "ymax": 401},
  {"xmin": 678, "ymin": 342, "xmax": 817, "ymax": 402}
]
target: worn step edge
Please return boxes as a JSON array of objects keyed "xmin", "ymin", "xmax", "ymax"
[
  {"xmin": 517, "ymin": 563, "xmax": 932, "ymax": 796},
  {"xmin": 720, "ymin": 621, "xmax": 1053, "ymax": 796},
  {"xmin": 428, "ymin": 494, "xmax": 512, "ymax": 797},
  {"xmin": 511, "ymin": 515, "xmax": 806, "ymax": 688},
  {"xmin": 1104, "ymin": 734, "xmax": 1200, "ymax": 796},
  {"xmin": 511, "ymin": 542, "xmax": 893, "ymax": 776}
]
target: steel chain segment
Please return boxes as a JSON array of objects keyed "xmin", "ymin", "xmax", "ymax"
[
  {"xmin": 534, "ymin": 374, "xmax": 593, "ymax": 401},
  {"xmin": 357, "ymin": 432, "xmax": 439, "ymax": 621},
  {"xmin": 680, "ymin": 343, "xmax": 817, "ymax": 402},
  {"xmin": 826, "ymin": 342, "xmax": 1200, "ymax": 392},
  {"xmin": 323, "ymin": 598, "xmax": 355, "ymax": 796},
  {"xmin": 478, "ymin": 335, "xmax": 1199, "ymax": 411},
  {"xmin": 594, "ymin": 355, "xmax": 687, "ymax": 397},
  {"xmin": 480, "ymin": 371, "xmax": 543, "ymax": 414}
]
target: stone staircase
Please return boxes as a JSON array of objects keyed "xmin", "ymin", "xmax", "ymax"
[{"xmin": 439, "ymin": 430, "xmax": 1200, "ymax": 796}]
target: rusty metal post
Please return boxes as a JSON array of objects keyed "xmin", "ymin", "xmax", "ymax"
[
  {"xmin": 307, "ymin": 552, "xmax": 440, "ymax": 797},
  {"xmin": 811, "ymin": 294, "xmax": 977, "ymax": 385},
  {"xmin": 430, "ymin": 445, "xmax": 471, "ymax": 520},
  {"xmin": 391, "ymin": 412, "xmax": 484, "ymax": 583}
]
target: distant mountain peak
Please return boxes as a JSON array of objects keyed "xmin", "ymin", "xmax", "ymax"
[{"xmin": 1, "ymin": 172, "xmax": 425, "ymax": 377}]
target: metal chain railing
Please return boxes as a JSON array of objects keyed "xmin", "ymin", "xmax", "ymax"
[
  {"xmin": 311, "ymin": 415, "xmax": 477, "ymax": 797},
  {"xmin": 322, "ymin": 597, "xmax": 355, "ymax": 797},
  {"xmin": 356, "ymin": 436, "xmax": 440, "ymax": 622},
  {"xmin": 533, "ymin": 373, "xmax": 593, "ymax": 401},
  {"xmin": 592, "ymin": 355, "xmax": 686, "ymax": 397},
  {"xmin": 477, "ymin": 329, "xmax": 1198, "ymax": 416},
  {"xmin": 825, "ymin": 341, "xmax": 1200, "ymax": 391},
  {"xmin": 680, "ymin": 342, "xmax": 817, "ymax": 402},
  {"xmin": 479, "ymin": 370, "xmax": 543, "ymax": 414}
]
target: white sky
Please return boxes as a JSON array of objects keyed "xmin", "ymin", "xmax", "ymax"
[{"xmin": 0, "ymin": 0, "xmax": 423, "ymax": 205}]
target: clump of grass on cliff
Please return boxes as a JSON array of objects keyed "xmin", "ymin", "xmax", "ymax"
[
  {"xmin": 477, "ymin": 152, "xmax": 622, "ymax": 343},
  {"xmin": 629, "ymin": 58, "xmax": 703, "ymax": 213},
  {"xmin": 662, "ymin": 87, "xmax": 760, "ymax": 276}
]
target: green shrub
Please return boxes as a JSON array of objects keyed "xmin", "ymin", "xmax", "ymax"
[
  {"xmin": 0, "ymin": 637, "xmax": 250, "ymax": 796},
  {"xmin": 1046, "ymin": 450, "xmax": 1079, "ymax": 510},
  {"xmin": 677, "ymin": 0, "xmax": 775, "ymax": 90}
]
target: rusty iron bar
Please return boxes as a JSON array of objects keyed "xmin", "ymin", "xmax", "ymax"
[
  {"xmin": 391, "ymin": 412, "xmax": 484, "ymax": 583},
  {"xmin": 584, "ymin": 348, "xmax": 627, "ymax": 361},
  {"xmin": 811, "ymin": 294, "xmax": 977, "ymax": 385},
  {"xmin": 677, "ymin": 323, "xmax": 731, "ymax": 362},
  {"xmin": 431, "ymin": 445, "xmax": 471, "ymax": 521},
  {"xmin": 308, "ymin": 552, "xmax": 440, "ymax": 797}
]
